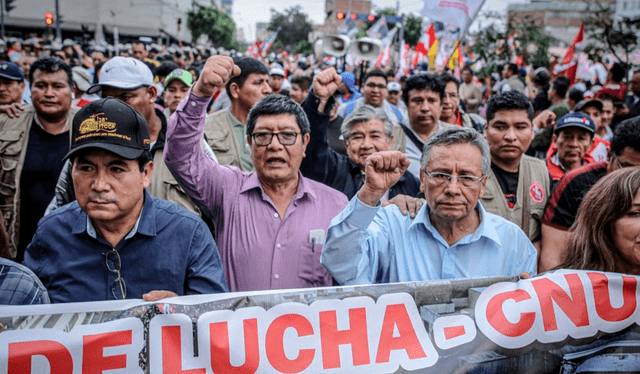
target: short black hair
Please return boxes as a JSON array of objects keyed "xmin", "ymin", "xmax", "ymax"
[
  {"xmin": 29, "ymin": 57, "xmax": 73, "ymax": 89},
  {"xmin": 187, "ymin": 64, "xmax": 201, "ymax": 81},
  {"xmin": 402, "ymin": 73, "xmax": 445, "ymax": 105},
  {"xmin": 156, "ymin": 62, "xmax": 179, "ymax": 78},
  {"xmin": 552, "ymin": 77, "xmax": 570, "ymax": 98},
  {"xmin": 362, "ymin": 69, "xmax": 387, "ymax": 84},
  {"xmin": 226, "ymin": 57, "xmax": 269, "ymax": 98},
  {"xmin": 440, "ymin": 72, "xmax": 460, "ymax": 89},
  {"xmin": 612, "ymin": 117, "xmax": 640, "ymax": 157},
  {"xmin": 485, "ymin": 91, "xmax": 534, "ymax": 123},
  {"xmin": 246, "ymin": 94, "xmax": 310, "ymax": 136},
  {"xmin": 291, "ymin": 76, "xmax": 311, "ymax": 92},
  {"xmin": 506, "ymin": 63, "xmax": 518, "ymax": 75},
  {"xmin": 610, "ymin": 62, "xmax": 626, "ymax": 83},
  {"xmin": 568, "ymin": 88, "xmax": 584, "ymax": 103}
]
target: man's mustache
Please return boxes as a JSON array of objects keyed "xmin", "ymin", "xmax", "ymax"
[{"xmin": 87, "ymin": 193, "xmax": 117, "ymax": 204}]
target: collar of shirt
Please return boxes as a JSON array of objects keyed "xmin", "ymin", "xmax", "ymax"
[
  {"xmin": 228, "ymin": 110, "xmax": 242, "ymax": 127},
  {"xmin": 239, "ymin": 171, "xmax": 317, "ymax": 202},
  {"xmin": 408, "ymin": 201, "xmax": 502, "ymax": 248},
  {"xmin": 72, "ymin": 190, "xmax": 156, "ymax": 242}
]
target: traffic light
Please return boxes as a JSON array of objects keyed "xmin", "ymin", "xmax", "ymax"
[
  {"xmin": 336, "ymin": 12, "xmax": 345, "ymax": 20},
  {"xmin": 5, "ymin": 0, "xmax": 15, "ymax": 13},
  {"xmin": 367, "ymin": 14, "xmax": 375, "ymax": 21},
  {"xmin": 350, "ymin": 13, "xmax": 356, "ymax": 20},
  {"xmin": 45, "ymin": 12, "xmax": 54, "ymax": 26}
]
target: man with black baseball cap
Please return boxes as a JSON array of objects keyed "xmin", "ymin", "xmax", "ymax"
[
  {"xmin": 23, "ymin": 98, "xmax": 227, "ymax": 303},
  {"xmin": 0, "ymin": 61, "xmax": 25, "ymax": 106}
]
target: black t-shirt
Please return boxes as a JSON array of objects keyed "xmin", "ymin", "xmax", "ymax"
[
  {"xmin": 542, "ymin": 161, "xmax": 608, "ymax": 230},
  {"xmin": 18, "ymin": 122, "xmax": 69, "ymax": 262},
  {"xmin": 491, "ymin": 163, "xmax": 519, "ymax": 209}
]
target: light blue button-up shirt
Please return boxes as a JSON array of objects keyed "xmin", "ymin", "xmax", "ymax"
[{"xmin": 321, "ymin": 196, "xmax": 537, "ymax": 285}]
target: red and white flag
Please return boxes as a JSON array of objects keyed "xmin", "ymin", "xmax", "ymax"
[{"xmin": 562, "ymin": 23, "xmax": 584, "ymax": 65}]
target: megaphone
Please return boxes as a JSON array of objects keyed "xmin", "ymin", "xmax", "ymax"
[
  {"xmin": 349, "ymin": 37, "xmax": 383, "ymax": 62},
  {"xmin": 320, "ymin": 34, "xmax": 351, "ymax": 57}
]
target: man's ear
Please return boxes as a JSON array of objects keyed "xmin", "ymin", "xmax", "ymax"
[
  {"xmin": 147, "ymin": 85, "xmax": 158, "ymax": 102},
  {"xmin": 551, "ymin": 133, "xmax": 557, "ymax": 143},
  {"xmin": 142, "ymin": 161, "xmax": 154, "ymax": 189},
  {"xmin": 229, "ymin": 82, "xmax": 240, "ymax": 100}
]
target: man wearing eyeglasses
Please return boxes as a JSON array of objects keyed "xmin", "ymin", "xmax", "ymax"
[
  {"xmin": 299, "ymin": 68, "xmax": 421, "ymax": 201},
  {"xmin": 23, "ymin": 98, "xmax": 228, "ymax": 303},
  {"xmin": 164, "ymin": 56, "xmax": 348, "ymax": 292},
  {"xmin": 338, "ymin": 69, "xmax": 405, "ymax": 152},
  {"xmin": 540, "ymin": 117, "xmax": 640, "ymax": 272},
  {"xmin": 321, "ymin": 126, "xmax": 537, "ymax": 285}
]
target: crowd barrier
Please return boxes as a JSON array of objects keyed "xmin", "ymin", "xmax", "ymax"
[{"xmin": 1, "ymin": 269, "xmax": 639, "ymax": 373}]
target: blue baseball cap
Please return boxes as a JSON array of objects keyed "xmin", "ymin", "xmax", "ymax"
[
  {"xmin": 554, "ymin": 112, "xmax": 596, "ymax": 135},
  {"xmin": 340, "ymin": 71, "xmax": 357, "ymax": 93},
  {"xmin": 0, "ymin": 62, "xmax": 24, "ymax": 81}
]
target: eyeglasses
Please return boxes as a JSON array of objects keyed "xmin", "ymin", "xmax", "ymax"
[
  {"xmin": 365, "ymin": 83, "xmax": 387, "ymax": 90},
  {"xmin": 104, "ymin": 249, "xmax": 127, "ymax": 300},
  {"xmin": 251, "ymin": 131, "xmax": 300, "ymax": 146},
  {"xmin": 424, "ymin": 170, "xmax": 486, "ymax": 188},
  {"xmin": 613, "ymin": 153, "xmax": 623, "ymax": 169}
]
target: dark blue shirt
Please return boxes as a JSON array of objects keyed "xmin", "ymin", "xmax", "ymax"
[{"xmin": 23, "ymin": 191, "xmax": 228, "ymax": 303}]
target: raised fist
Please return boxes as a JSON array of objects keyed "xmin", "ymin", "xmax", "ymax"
[
  {"xmin": 312, "ymin": 67, "xmax": 342, "ymax": 102},
  {"xmin": 193, "ymin": 55, "xmax": 241, "ymax": 99},
  {"xmin": 358, "ymin": 151, "xmax": 410, "ymax": 206}
]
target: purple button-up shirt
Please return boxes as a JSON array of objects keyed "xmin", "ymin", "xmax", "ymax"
[{"xmin": 165, "ymin": 91, "xmax": 348, "ymax": 292}]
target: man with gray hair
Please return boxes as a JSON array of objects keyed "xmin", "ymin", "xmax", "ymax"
[
  {"xmin": 300, "ymin": 68, "xmax": 420, "ymax": 200},
  {"xmin": 322, "ymin": 126, "xmax": 537, "ymax": 285}
]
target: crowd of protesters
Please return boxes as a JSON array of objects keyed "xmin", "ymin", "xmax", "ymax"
[{"xmin": 1, "ymin": 35, "xmax": 640, "ymax": 306}]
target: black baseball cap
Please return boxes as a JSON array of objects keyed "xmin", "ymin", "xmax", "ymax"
[
  {"xmin": 64, "ymin": 98, "xmax": 150, "ymax": 161},
  {"xmin": 0, "ymin": 62, "xmax": 24, "ymax": 81}
]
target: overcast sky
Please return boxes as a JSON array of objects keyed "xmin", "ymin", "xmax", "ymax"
[{"xmin": 232, "ymin": 0, "xmax": 530, "ymax": 42}]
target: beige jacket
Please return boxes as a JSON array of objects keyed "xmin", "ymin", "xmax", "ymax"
[
  {"xmin": 481, "ymin": 155, "xmax": 549, "ymax": 242},
  {"xmin": 204, "ymin": 107, "xmax": 251, "ymax": 171},
  {"xmin": 0, "ymin": 105, "xmax": 79, "ymax": 258}
]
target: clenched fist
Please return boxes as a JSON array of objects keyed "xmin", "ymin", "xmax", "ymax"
[
  {"xmin": 193, "ymin": 56, "xmax": 241, "ymax": 99},
  {"xmin": 358, "ymin": 151, "xmax": 410, "ymax": 207},
  {"xmin": 313, "ymin": 67, "xmax": 342, "ymax": 101}
]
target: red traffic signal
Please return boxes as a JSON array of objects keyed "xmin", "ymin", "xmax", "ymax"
[
  {"xmin": 45, "ymin": 12, "xmax": 54, "ymax": 25},
  {"xmin": 336, "ymin": 12, "xmax": 345, "ymax": 20},
  {"xmin": 350, "ymin": 13, "xmax": 357, "ymax": 20},
  {"xmin": 367, "ymin": 14, "xmax": 375, "ymax": 21}
]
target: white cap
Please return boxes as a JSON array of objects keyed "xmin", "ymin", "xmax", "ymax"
[
  {"xmin": 87, "ymin": 57, "xmax": 154, "ymax": 94},
  {"xmin": 387, "ymin": 81, "xmax": 401, "ymax": 92},
  {"xmin": 269, "ymin": 67, "xmax": 285, "ymax": 77}
]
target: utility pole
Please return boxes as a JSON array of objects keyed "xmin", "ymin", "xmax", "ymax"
[
  {"xmin": 1, "ymin": 0, "xmax": 5, "ymax": 40},
  {"xmin": 55, "ymin": 0, "xmax": 61, "ymax": 42}
]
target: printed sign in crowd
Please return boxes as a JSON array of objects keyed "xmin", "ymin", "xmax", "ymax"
[{"xmin": 1, "ymin": 270, "xmax": 639, "ymax": 373}]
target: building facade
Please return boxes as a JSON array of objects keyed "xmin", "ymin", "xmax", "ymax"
[
  {"xmin": 324, "ymin": 0, "xmax": 372, "ymax": 34},
  {"xmin": 4, "ymin": 0, "xmax": 221, "ymax": 42}
]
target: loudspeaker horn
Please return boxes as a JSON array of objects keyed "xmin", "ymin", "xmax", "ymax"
[
  {"xmin": 349, "ymin": 37, "xmax": 383, "ymax": 62},
  {"xmin": 320, "ymin": 34, "xmax": 351, "ymax": 57}
]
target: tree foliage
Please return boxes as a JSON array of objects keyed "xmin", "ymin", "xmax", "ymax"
[
  {"xmin": 583, "ymin": 0, "xmax": 640, "ymax": 69},
  {"xmin": 471, "ymin": 13, "xmax": 552, "ymax": 69},
  {"xmin": 404, "ymin": 14, "xmax": 423, "ymax": 47},
  {"xmin": 187, "ymin": 6, "xmax": 238, "ymax": 49},
  {"xmin": 267, "ymin": 6, "xmax": 313, "ymax": 52}
]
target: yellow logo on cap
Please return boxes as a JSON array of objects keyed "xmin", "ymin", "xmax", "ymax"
[{"xmin": 79, "ymin": 113, "xmax": 117, "ymax": 134}]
